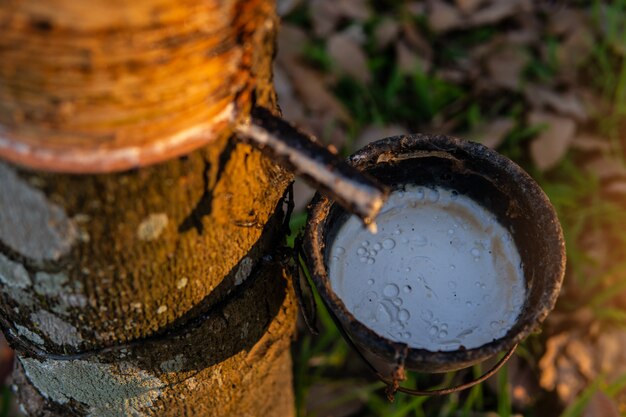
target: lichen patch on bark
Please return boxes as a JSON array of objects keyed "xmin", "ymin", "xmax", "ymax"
[
  {"xmin": 0, "ymin": 253, "xmax": 31, "ymax": 288},
  {"xmin": 2, "ymin": 287, "xmax": 34, "ymax": 307},
  {"xmin": 30, "ymin": 310, "xmax": 83, "ymax": 347},
  {"xmin": 234, "ymin": 257, "xmax": 254, "ymax": 286},
  {"xmin": 33, "ymin": 271, "xmax": 69, "ymax": 297},
  {"xmin": 20, "ymin": 357, "xmax": 164, "ymax": 417},
  {"xmin": 136, "ymin": 213, "xmax": 169, "ymax": 241},
  {"xmin": 15, "ymin": 324, "xmax": 44, "ymax": 345},
  {"xmin": 159, "ymin": 354, "xmax": 186, "ymax": 373},
  {"xmin": 0, "ymin": 162, "xmax": 78, "ymax": 261}
]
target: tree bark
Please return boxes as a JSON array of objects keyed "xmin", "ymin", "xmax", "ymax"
[{"xmin": 0, "ymin": 1, "xmax": 296, "ymax": 416}]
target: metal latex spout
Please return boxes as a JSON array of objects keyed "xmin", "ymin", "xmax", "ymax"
[{"xmin": 236, "ymin": 106, "xmax": 388, "ymax": 227}]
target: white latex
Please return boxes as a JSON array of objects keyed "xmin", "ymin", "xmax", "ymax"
[{"xmin": 328, "ymin": 186, "xmax": 525, "ymax": 351}]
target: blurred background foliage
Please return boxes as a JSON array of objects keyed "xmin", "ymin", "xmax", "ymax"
[{"xmin": 279, "ymin": 1, "xmax": 626, "ymax": 416}]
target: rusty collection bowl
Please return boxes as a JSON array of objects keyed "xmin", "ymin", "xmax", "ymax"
[{"xmin": 303, "ymin": 134, "xmax": 566, "ymax": 375}]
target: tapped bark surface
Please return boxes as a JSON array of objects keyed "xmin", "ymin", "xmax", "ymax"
[{"xmin": 0, "ymin": 0, "xmax": 297, "ymax": 416}]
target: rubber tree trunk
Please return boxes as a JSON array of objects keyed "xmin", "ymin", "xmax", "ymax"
[{"xmin": 0, "ymin": 1, "xmax": 296, "ymax": 416}]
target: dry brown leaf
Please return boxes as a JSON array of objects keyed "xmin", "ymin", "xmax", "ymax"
[
  {"xmin": 582, "ymin": 391, "xmax": 621, "ymax": 417},
  {"xmin": 548, "ymin": 7, "xmax": 588, "ymax": 36},
  {"xmin": 505, "ymin": 29, "xmax": 539, "ymax": 45},
  {"xmin": 468, "ymin": 0, "xmax": 532, "ymax": 26},
  {"xmin": 310, "ymin": 0, "xmax": 371, "ymax": 36},
  {"xmin": 540, "ymin": 331, "xmax": 591, "ymax": 404},
  {"xmin": 336, "ymin": 0, "xmax": 371, "ymax": 22},
  {"xmin": 525, "ymin": 85, "xmax": 588, "ymax": 122},
  {"xmin": 354, "ymin": 124, "xmax": 409, "ymax": 150},
  {"xmin": 467, "ymin": 118, "xmax": 515, "ymax": 149},
  {"xmin": 541, "ymin": 328, "xmax": 626, "ymax": 406},
  {"xmin": 374, "ymin": 17, "xmax": 400, "ymax": 49},
  {"xmin": 596, "ymin": 330, "xmax": 626, "ymax": 376},
  {"xmin": 565, "ymin": 339, "xmax": 596, "ymax": 380},
  {"xmin": 310, "ymin": 0, "xmax": 342, "ymax": 37},
  {"xmin": 571, "ymin": 134, "xmax": 612, "ymax": 152},
  {"xmin": 455, "ymin": 0, "xmax": 486, "ymax": 15},
  {"xmin": 486, "ymin": 45, "xmax": 529, "ymax": 90},
  {"xmin": 341, "ymin": 24, "xmax": 367, "ymax": 45},
  {"xmin": 287, "ymin": 63, "xmax": 351, "ymax": 122},
  {"xmin": 528, "ymin": 112, "xmax": 576, "ymax": 171},
  {"xmin": 427, "ymin": 0, "xmax": 464, "ymax": 33},
  {"xmin": 539, "ymin": 332, "xmax": 569, "ymax": 391},
  {"xmin": 556, "ymin": 28, "xmax": 595, "ymax": 77},
  {"xmin": 437, "ymin": 68, "xmax": 468, "ymax": 83},
  {"xmin": 401, "ymin": 22, "xmax": 433, "ymax": 60},
  {"xmin": 584, "ymin": 156, "xmax": 626, "ymax": 180},
  {"xmin": 406, "ymin": 2, "xmax": 426, "ymax": 16},
  {"xmin": 605, "ymin": 181, "xmax": 626, "ymax": 196},
  {"xmin": 396, "ymin": 41, "xmax": 430, "ymax": 74},
  {"xmin": 327, "ymin": 32, "xmax": 371, "ymax": 84}
]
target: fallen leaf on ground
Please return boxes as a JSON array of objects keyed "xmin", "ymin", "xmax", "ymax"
[
  {"xmin": 396, "ymin": 40, "xmax": 430, "ymax": 74},
  {"xmin": 525, "ymin": 85, "xmax": 588, "ymax": 121},
  {"xmin": 341, "ymin": 24, "xmax": 367, "ymax": 45},
  {"xmin": 374, "ymin": 17, "xmax": 400, "ymax": 49},
  {"xmin": 427, "ymin": 0, "xmax": 464, "ymax": 33},
  {"xmin": 528, "ymin": 112, "xmax": 576, "ymax": 171},
  {"xmin": 286, "ymin": 62, "xmax": 351, "ymax": 122},
  {"xmin": 541, "ymin": 327, "xmax": 626, "ymax": 406},
  {"xmin": 406, "ymin": 1, "xmax": 426, "ymax": 16},
  {"xmin": 437, "ymin": 67, "xmax": 468, "ymax": 83},
  {"xmin": 310, "ymin": 0, "xmax": 371, "ymax": 36},
  {"xmin": 556, "ymin": 28, "xmax": 595, "ymax": 79},
  {"xmin": 455, "ymin": 0, "xmax": 486, "ymax": 15},
  {"xmin": 401, "ymin": 22, "xmax": 433, "ymax": 59},
  {"xmin": 310, "ymin": 0, "xmax": 342, "ymax": 37},
  {"xmin": 605, "ymin": 181, "xmax": 626, "ymax": 196},
  {"xmin": 584, "ymin": 156, "xmax": 626, "ymax": 180},
  {"xmin": 336, "ymin": 0, "xmax": 371, "ymax": 22},
  {"xmin": 486, "ymin": 45, "xmax": 529, "ymax": 90},
  {"xmin": 539, "ymin": 331, "xmax": 592, "ymax": 404},
  {"xmin": 466, "ymin": 118, "xmax": 515, "ymax": 149},
  {"xmin": 548, "ymin": 7, "xmax": 588, "ymax": 36},
  {"xmin": 571, "ymin": 134, "xmax": 612, "ymax": 152},
  {"xmin": 327, "ymin": 32, "xmax": 371, "ymax": 84},
  {"xmin": 468, "ymin": 0, "xmax": 532, "ymax": 26}
]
